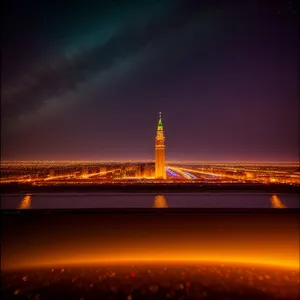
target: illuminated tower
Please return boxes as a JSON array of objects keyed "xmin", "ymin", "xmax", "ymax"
[{"xmin": 155, "ymin": 112, "xmax": 166, "ymax": 179}]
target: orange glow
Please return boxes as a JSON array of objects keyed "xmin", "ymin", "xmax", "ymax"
[
  {"xmin": 18, "ymin": 194, "xmax": 31, "ymax": 209},
  {"xmin": 271, "ymin": 195, "xmax": 286, "ymax": 208},
  {"xmin": 153, "ymin": 195, "xmax": 168, "ymax": 208},
  {"xmin": 2, "ymin": 213, "xmax": 299, "ymax": 272},
  {"xmin": 3, "ymin": 253, "xmax": 299, "ymax": 271}
]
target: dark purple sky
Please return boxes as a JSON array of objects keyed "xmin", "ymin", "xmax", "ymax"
[{"xmin": 1, "ymin": 0, "xmax": 298, "ymax": 162}]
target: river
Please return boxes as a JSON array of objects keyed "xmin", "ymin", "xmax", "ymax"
[{"xmin": 1, "ymin": 192, "xmax": 299, "ymax": 209}]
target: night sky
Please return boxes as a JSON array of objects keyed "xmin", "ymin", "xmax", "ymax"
[{"xmin": 2, "ymin": 0, "xmax": 298, "ymax": 162}]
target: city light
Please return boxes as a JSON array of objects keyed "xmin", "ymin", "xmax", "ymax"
[{"xmin": 0, "ymin": 114, "xmax": 299, "ymax": 187}]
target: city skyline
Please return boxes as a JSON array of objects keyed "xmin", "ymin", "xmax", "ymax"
[
  {"xmin": 1, "ymin": 159, "xmax": 299, "ymax": 164},
  {"xmin": 2, "ymin": 0, "xmax": 298, "ymax": 162}
]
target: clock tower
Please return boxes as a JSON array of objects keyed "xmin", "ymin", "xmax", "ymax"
[{"xmin": 155, "ymin": 112, "xmax": 166, "ymax": 179}]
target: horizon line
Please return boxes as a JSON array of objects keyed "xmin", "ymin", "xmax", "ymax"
[
  {"xmin": 1, "ymin": 160, "xmax": 299, "ymax": 164},
  {"xmin": 3, "ymin": 258, "xmax": 298, "ymax": 271}
]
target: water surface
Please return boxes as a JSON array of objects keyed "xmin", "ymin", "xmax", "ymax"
[{"xmin": 1, "ymin": 193, "xmax": 299, "ymax": 209}]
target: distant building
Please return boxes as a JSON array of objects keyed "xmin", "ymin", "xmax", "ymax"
[
  {"xmin": 100, "ymin": 166, "xmax": 106, "ymax": 174},
  {"xmin": 137, "ymin": 164, "xmax": 145, "ymax": 178},
  {"xmin": 245, "ymin": 172, "xmax": 254, "ymax": 179},
  {"xmin": 49, "ymin": 169, "xmax": 55, "ymax": 177},
  {"xmin": 144, "ymin": 165, "xmax": 153, "ymax": 178},
  {"xmin": 113, "ymin": 169, "xmax": 122, "ymax": 179},
  {"xmin": 151, "ymin": 168, "xmax": 156, "ymax": 178},
  {"xmin": 155, "ymin": 112, "xmax": 166, "ymax": 179},
  {"xmin": 125, "ymin": 167, "xmax": 136, "ymax": 177}
]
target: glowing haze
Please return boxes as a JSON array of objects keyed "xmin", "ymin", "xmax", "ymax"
[{"xmin": 2, "ymin": 212, "xmax": 299, "ymax": 270}]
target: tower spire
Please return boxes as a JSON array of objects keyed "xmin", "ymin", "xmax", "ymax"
[{"xmin": 158, "ymin": 112, "xmax": 163, "ymax": 128}]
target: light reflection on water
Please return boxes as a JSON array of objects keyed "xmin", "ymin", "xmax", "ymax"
[
  {"xmin": 153, "ymin": 195, "xmax": 168, "ymax": 208},
  {"xmin": 18, "ymin": 194, "xmax": 32, "ymax": 209},
  {"xmin": 270, "ymin": 195, "xmax": 287, "ymax": 208},
  {"xmin": 0, "ymin": 192, "xmax": 298, "ymax": 210}
]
